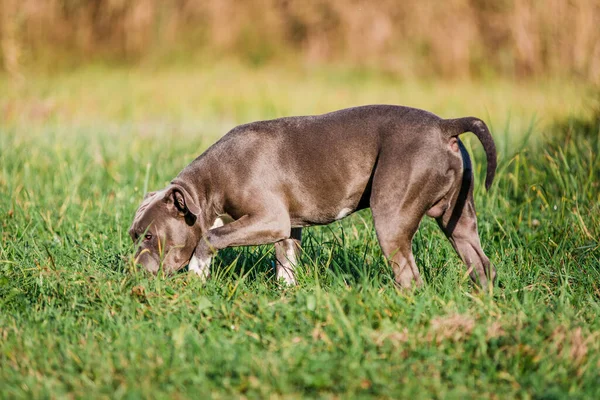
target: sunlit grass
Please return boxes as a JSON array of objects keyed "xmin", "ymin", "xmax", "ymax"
[{"xmin": 1, "ymin": 64, "xmax": 599, "ymax": 398}]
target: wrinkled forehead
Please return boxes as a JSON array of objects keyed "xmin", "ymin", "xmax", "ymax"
[{"xmin": 129, "ymin": 191, "xmax": 165, "ymax": 235}]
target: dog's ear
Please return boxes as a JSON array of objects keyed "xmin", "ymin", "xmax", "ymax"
[{"xmin": 163, "ymin": 184, "xmax": 200, "ymax": 218}]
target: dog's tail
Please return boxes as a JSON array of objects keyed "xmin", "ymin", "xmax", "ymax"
[{"xmin": 442, "ymin": 117, "xmax": 497, "ymax": 190}]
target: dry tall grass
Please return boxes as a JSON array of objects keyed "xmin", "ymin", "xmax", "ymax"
[{"xmin": 1, "ymin": 0, "xmax": 599, "ymax": 80}]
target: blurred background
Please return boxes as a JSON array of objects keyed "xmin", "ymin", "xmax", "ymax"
[
  {"xmin": 1, "ymin": 0, "xmax": 599, "ymax": 151},
  {"xmin": 1, "ymin": 0, "xmax": 599, "ymax": 81},
  {"xmin": 3, "ymin": 4, "xmax": 600, "ymax": 398}
]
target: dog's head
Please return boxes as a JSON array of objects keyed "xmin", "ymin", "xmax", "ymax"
[{"xmin": 128, "ymin": 184, "xmax": 201, "ymax": 275}]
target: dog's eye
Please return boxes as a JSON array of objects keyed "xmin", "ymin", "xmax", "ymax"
[{"xmin": 144, "ymin": 233, "xmax": 152, "ymax": 241}]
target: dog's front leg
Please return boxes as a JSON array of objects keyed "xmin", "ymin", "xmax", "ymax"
[
  {"xmin": 192, "ymin": 211, "xmax": 292, "ymax": 280},
  {"xmin": 188, "ymin": 215, "xmax": 231, "ymax": 281},
  {"xmin": 188, "ymin": 250, "xmax": 213, "ymax": 281},
  {"xmin": 274, "ymin": 228, "xmax": 302, "ymax": 285}
]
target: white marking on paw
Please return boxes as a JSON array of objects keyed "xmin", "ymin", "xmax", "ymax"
[
  {"xmin": 276, "ymin": 266, "xmax": 296, "ymax": 285},
  {"xmin": 188, "ymin": 254, "xmax": 211, "ymax": 281},
  {"xmin": 276, "ymin": 245, "xmax": 298, "ymax": 285},
  {"xmin": 286, "ymin": 246, "xmax": 297, "ymax": 264},
  {"xmin": 335, "ymin": 207, "xmax": 352, "ymax": 220}
]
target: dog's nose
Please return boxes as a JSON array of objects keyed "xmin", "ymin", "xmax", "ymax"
[{"xmin": 134, "ymin": 251, "xmax": 160, "ymax": 275}]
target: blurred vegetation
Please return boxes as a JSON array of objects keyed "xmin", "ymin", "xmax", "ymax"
[
  {"xmin": 1, "ymin": 0, "xmax": 599, "ymax": 80},
  {"xmin": 2, "ymin": 3, "xmax": 600, "ymax": 398}
]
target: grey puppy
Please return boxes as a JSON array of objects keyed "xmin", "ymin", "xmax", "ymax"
[{"xmin": 129, "ymin": 105, "xmax": 496, "ymax": 288}]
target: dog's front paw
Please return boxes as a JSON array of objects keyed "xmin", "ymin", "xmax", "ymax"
[
  {"xmin": 276, "ymin": 268, "xmax": 297, "ymax": 286},
  {"xmin": 188, "ymin": 254, "xmax": 211, "ymax": 282}
]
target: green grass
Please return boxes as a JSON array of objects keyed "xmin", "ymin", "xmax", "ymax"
[{"xmin": 1, "ymin": 65, "xmax": 599, "ymax": 398}]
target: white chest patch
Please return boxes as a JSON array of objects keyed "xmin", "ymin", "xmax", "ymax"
[
  {"xmin": 335, "ymin": 207, "xmax": 353, "ymax": 220},
  {"xmin": 210, "ymin": 213, "xmax": 234, "ymax": 230}
]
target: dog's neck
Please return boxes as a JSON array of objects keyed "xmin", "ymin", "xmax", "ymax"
[{"xmin": 172, "ymin": 169, "xmax": 225, "ymax": 235}]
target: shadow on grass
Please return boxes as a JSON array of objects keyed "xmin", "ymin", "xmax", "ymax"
[
  {"xmin": 207, "ymin": 224, "xmax": 391, "ymax": 289},
  {"xmin": 167, "ymin": 210, "xmax": 390, "ymax": 289}
]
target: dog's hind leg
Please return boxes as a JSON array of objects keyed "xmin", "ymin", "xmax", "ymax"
[
  {"xmin": 436, "ymin": 144, "xmax": 495, "ymax": 288},
  {"xmin": 274, "ymin": 228, "xmax": 302, "ymax": 285},
  {"xmin": 371, "ymin": 204, "xmax": 425, "ymax": 289},
  {"xmin": 370, "ymin": 167, "xmax": 426, "ymax": 289}
]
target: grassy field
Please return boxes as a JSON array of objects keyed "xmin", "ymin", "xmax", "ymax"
[{"xmin": 1, "ymin": 64, "xmax": 599, "ymax": 398}]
